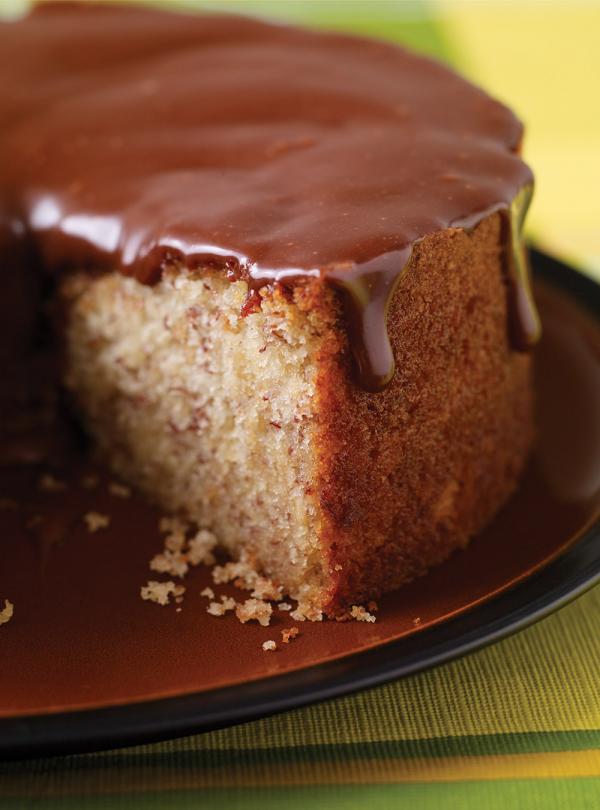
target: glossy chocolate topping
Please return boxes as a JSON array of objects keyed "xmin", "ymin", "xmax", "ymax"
[{"xmin": 0, "ymin": 2, "xmax": 539, "ymax": 390}]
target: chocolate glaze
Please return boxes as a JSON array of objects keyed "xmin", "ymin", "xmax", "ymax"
[{"xmin": 0, "ymin": 2, "xmax": 539, "ymax": 390}]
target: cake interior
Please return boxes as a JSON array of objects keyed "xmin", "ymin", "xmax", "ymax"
[{"xmin": 60, "ymin": 270, "xmax": 329, "ymax": 608}]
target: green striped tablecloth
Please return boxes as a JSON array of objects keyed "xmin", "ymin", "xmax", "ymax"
[
  {"xmin": 2, "ymin": 586, "xmax": 600, "ymax": 807},
  {"xmin": 1, "ymin": 2, "xmax": 600, "ymax": 807}
]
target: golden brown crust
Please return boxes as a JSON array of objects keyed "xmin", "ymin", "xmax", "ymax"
[{"xmin": 299, "ymin": 214, "xmax": 534, "ymax": 613}]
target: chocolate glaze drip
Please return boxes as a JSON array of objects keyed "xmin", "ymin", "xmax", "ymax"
[
  {"xmin": 0, "ymin": 2, "xmax": 539, "ymax": 391},
  {"xmin": 325, "ymin": 188, "xmax": 541, "ymax": 391},
  {"xmin": 504, "ymin": 184, "xmax": 541, "ymax": 350}
]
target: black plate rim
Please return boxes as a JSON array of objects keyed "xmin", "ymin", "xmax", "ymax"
[{"xmin": 2, "ymin": 248, "xmax": 600, "ymax": 759}]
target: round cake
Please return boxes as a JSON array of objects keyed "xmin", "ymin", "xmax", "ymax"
[{"xmin": 0, "ymin": 3, "xmax": 540, "ymax": 616}]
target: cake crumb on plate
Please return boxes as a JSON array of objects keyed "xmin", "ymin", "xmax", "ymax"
[
  {"xmin": 186, "ymin": 529, "xmax": 217, "ymax": 566},
  {"xmin": 262, "ymin": 640, "xmax": 277, "ymax": 652},
  {"xmin": 0, "ymin": 599, "xmax": 14, "ymax": 626},
  {"xmin": 149, "ymin": 523, "xmax": 217, "ymax": 577},
  {"xmin": 39, "ymin": 474, "xmax": 66, "ymax": 493},
  {"xmin": 290, "ymin": 603, "xmax": 323, "ymax": 623},
  {"xmin": 212, "ymin": 550, "xmax": 281, "ymax": 600},
  {"xmin": 250, "ymin": 575, "xmax": 283, "ymax": 602},
  {"xmin": 140, "ymin": 580, "xmax": 185, "ymax": 606},
  {"xmin": 236, "ymin": 598, "xmax": 272, "ymax": 626},
  {"xmin": 108, "ymin": 482, "xmax": 131, "ymax": 498},
  {"xmin": 206, "ymin": 596, "xmax": 236, "ymax": 616},
  {"xmin": 281, "ymin": 627, "xmax": 299, "ymax": 643},
  {"xmin": 350, "ymin": 605, "xmax": 377, "ymax": 623},
  {"xmin": 84, "ymin": 511, "xmax": 110, "ymax": 532},
  {"xmin": 150, "ymin": 549, "xmax": 188, "ymax": 578}
]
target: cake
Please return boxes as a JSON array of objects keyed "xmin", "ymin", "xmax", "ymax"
[{"xmin": 0, "ymin": 3, "xmax": 540, "ymax": 616}]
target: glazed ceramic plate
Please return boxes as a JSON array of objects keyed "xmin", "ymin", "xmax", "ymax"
[{"xmin": 1, "ymin": 250, "xmax": 599, "ymax": 758}]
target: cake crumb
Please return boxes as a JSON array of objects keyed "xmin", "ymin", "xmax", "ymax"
[
  {"xmin": 108, "ymin": 482, "xmax": 131, "ymax": 499},
  {"xmin": 0, "ymin": 599, "xmax": 14, "ymax": 626},
  {"xmin": 262, "ymin": 640, "xmax": 277, "ymax": 652},
  {"xmin": 164, "ymin": 528, "xmax": 186, "ymax": 552},
  {"xmin": 207, "ymin": 595, "xmax": 236, "ymax": 616},
  {"xmin": 236, "ymin": 598, "xmax": 272, "ymax": 627},
  {"xmin": 39, "ymin": 474, "xmax": 66, "ymax": 493},
  {"xmin": 290, "ymin": 603, "xmax": 323, "ymax": 622},
  {"xmin": 413, "ymin": 616, "xmax": 422, "ymax": 626},
  {"xmin": 213, "ymin": 562, "xmax": 238, "ymax": 584},
  {"xmin": 84, "ymin": 511, "xmax": 110, "ymax": 532},
  {"xmin": 221, "ymin": 595, "xmax": 236, "ymax": 609},
  {"xmin": 350, "ymin": 605, "xmax": 377, "ymax": 623},
  {"xmin": 187, "ymin": 529, "xmax": 217, "ymax": 566},
  {"xmin": 143, "ymin": 522, "xmax": 378, "ymax": 628},
  {"xmin": 175, "ymin": 607, "xmax": 182, "ymax": 613},
  {"xmin": 334, "ymin": 564, "xmax": 343, "ymax": 571},
  {"xmin": 150, "ymin": 524, "xmax": 217, "ymax": 577},
  {"xmin": 140, "ymin": 580, "xmax": 185, "ymax": 606},
  {"xmin": 250, "ymin": 575, "xmax": 283, "ymax": 602},
  {"xmin": 161, "ymin": 519, "xmax": 187, "ymax": 552},
  {"xmin": 212, "ymin": 553, "xmax": 256, "ymax": 587},
  {"xmin": 281, "ymin": 627, "xmax": 299, "ymax": 644},
  {"xmin": 81, "ymin": 474, "xmax": 99, "ymax": 490},
  {"xmin": 212, "ymin": 550, "xmax": 281, "ymax": 599},
  {"xmin": 150, "ymin": 549, "xmax": 188, "ymax": 578}
]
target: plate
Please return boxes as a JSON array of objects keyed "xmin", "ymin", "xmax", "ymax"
[{"xmin": 1, "ymin": 249, "xmax": 599, "ymax": 758}]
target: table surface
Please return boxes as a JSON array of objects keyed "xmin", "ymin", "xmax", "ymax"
[{"xmin": 1, "ymin": 1, "xmax": 600, "ymax": 807}]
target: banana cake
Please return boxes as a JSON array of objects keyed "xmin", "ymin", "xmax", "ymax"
[{"xmin": 0, "ymin": 3, "xmax": 540, "ymax": 616}]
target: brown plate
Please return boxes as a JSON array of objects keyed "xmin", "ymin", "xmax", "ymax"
[{"xmin": 1, "ymin": 250, "xmax": 599, "ymax": 757}]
